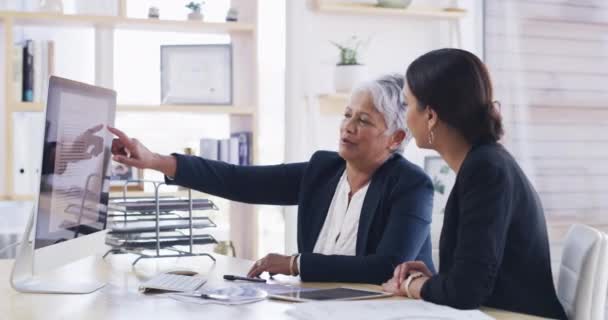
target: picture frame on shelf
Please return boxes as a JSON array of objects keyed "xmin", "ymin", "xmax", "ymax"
[
  {"xmin": 423, "ymin": 156, "xmax": 456, "ymax": 216},
  {"xmin": 109, "ymin": 161, "xmax": 144, "ymax": 192},
  {"xmin": 160, "ymin": 44, "xmax": 233, "ymax": 105}
]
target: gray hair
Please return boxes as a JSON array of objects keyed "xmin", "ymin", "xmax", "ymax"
[{"xmin": 351, "ymin": 73, "xmax": 411, "ymax": 153}]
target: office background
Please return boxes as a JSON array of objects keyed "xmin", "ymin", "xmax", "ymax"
[{"xmin": 0, "ymin": 0, "xmax": 606, "ymax": 313}]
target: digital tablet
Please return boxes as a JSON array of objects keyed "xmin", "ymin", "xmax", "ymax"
[{"xmin": 270, "ymin": 287, "xmax": 392, "ymax": 302}]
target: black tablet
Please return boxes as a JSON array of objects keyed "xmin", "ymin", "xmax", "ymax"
[{"xmin": 270, "ymin": 287, "xmax": 392, "ymax": 302}]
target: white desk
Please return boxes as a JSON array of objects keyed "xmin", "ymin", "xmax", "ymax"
[{"xmin": 0, "ymin": 254, "xmax": 545, "ymax": 320}]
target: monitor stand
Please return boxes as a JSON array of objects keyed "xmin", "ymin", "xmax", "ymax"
[{"xmin": 10, "ymin": 206, "xmax": 106, "ymax": 294}]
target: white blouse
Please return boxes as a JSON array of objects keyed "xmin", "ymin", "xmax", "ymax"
[{"xmin": 297, "ymin": 170, "xmax": 370, "ymax": 273}]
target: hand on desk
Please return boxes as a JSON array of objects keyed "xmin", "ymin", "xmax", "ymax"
[
  {"xmin": 247, "ymin": 253, "xmax": 296, "ymax": 278},
  {"xmin": 382, "ymin": 261, "xmax": 432, "ymax": 299},
  {"xmin": 108, "ymin": 126, "xmax": 177, "ymax": 177}
]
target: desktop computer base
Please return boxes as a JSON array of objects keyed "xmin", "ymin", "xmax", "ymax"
[
  {"xmin": 11, "ymin": 278, "xmax": 106, "ymax": 294},
  {"xmin": 10, "ymin": 206, "xmax": 106, "ymax": 294}
]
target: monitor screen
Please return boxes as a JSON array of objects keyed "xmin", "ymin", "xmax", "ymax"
[{"xmin": 34, "ymin": 77, "xmax": 116, "ymax": 249}]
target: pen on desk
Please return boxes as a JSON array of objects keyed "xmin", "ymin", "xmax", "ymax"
[{"xmin": 223, "ymin": 274, "xmax": 267, "ymax": 283}]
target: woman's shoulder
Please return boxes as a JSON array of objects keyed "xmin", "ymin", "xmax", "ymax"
[
  {"xmin": 309, "ymin": 150, "xmax": 342, "ymax": 163},
  {"xmin": 459, "ymin": 143, "xmax": 519, "ymax": 191},
  {"xmin": 381, "ymin": 154, "xmax": 433, "ymax": 190},
  {"xmin": 390, "ymin": 153, "xmax": 429, "ymax": 176},
  {"xmin": 304, "ymin": 151, "xmax": 346, "ymax": 178},
  {"xmin": 462, "ymin": 143, "xmax": 513, "ymax": 172}
]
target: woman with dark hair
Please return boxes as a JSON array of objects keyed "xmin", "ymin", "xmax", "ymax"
[{"xmin": 382, "ymin": 48, "xmax": 567, "ymax": 319}]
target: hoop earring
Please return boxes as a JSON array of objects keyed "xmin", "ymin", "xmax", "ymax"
[{"xmin": 428, "ymin": 130, "xmax": 435, "ymax": 145}]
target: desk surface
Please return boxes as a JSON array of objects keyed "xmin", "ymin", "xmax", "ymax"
[{"xmin": 0, "ymin": 254, "xmax": 545, "ymax": 320}]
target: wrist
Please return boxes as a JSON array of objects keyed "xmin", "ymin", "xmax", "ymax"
[
  {"xmin": 401, "ymin": 272, "xmax": 425, "ymax": 299},
  {"xmin": 289, "ymin": 254, "xmax": 300, "ymax": 276},
  {"xmin": 409, "ymin": 277, "xmax": 429, "ymax": 299},
  {"xmin": 154, "ymin": 154, "xmax": 177, "ymax": 177}
]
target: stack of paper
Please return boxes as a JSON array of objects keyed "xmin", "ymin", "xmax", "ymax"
[{"xmin": 286, "ymin": 300, "xmax": 495, "ymax": 320}]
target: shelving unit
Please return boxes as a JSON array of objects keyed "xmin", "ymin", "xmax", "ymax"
[
  {"xmin": 0, "ymin": 1, "xmax": 261, "ymax": 259},
  {"xmin": 313, "ymin": 0, "xmax": 467, "ymax": 20},
  {"xmin": 10, "ymin": 102, "xmax": 256, "ymax": 115},
  {"xmin": 313, "ymin": 0, "xmax": 467, "ymax": 116},
  {"xmin": 0, "ymin": 11, "xmax": 255, "ymax": 34},
  {"xmin": 318, "ymin": 93, "xmax": 349, "ymax": 115}
]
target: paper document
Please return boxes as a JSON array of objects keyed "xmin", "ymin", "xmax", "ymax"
[
  {"xmin": 238, "ymin": 283, "xmax": 317, "ymax": 295},
  {"xmin": 287, "ymin": 300, "xmax": 494, "ymax": 320},
  {"xmin": 168, "ymin": 286, "xmax": 268, "ymax": 306}
]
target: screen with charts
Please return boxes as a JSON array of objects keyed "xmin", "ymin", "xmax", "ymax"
[{"xmin": 34, "ymin": 77, "xmax": 116, "ymax": 249}]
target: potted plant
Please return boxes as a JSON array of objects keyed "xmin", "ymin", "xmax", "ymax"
[
  {"xmin": 331, "ymin": 36, "xmax": 368, "ymax": 93},
  {"xmin": 376, "ymin": 0, "xmax": 413, "ymax": 9},
  {"xmin": 185, "ymin": 1, "xmax": 204, "ymax": 21},
  {"xmin": 39, "ymin": 0, "xmax": 64, "ymax": 13}
]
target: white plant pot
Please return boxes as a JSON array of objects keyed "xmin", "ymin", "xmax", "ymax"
[
  {"xmin": 188, "ymin": 11, "xmax": 203, "ymax": 21},
  {"xmin": 334, "ymin": 65, "xmax": 367, "ymax": 93},
  {"xmin": 39, "ymin": 0, "xmax": 63, "ymax": 13}
]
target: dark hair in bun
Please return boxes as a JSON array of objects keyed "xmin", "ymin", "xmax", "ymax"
[{"xmin": 406, "ymin": 48, "xmax": 504, "ymax": 145}]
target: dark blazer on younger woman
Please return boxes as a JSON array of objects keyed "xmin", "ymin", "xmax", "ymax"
[{"xmin": 420, "ymin": 143, "xmax": 566, "ymax": 319}]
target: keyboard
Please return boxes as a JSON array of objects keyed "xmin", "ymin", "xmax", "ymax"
[{"xmin": 139, "ymin": 273, "xmax": 206, "ymax": 293}]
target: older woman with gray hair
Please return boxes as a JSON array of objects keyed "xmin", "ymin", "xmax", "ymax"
[{"xmin": 109, "ymin": 74, "xmax": 434, "ymax": 284}]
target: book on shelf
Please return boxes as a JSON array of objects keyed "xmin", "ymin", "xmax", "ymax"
[
  {"xmin": 21, "ymin": 40, "xmax": 33, "ymax": 102},
  {"xmin": 231, "ymin": 131, "xmax": 252, "ymax": 166},
  {"xmin": 12, "ymin": 46, "xmax": 22, "ymax": 102},
  {"xmin": 200, "ymin": 138, "xmax": 219, "ymax": 160},
  {"xmin": 16, "ymin": 39, "xmax": 55, "ymax": 103},
  {"xmin": 199, "ymin": 132, "xmax": 252, "ymax": 165}
]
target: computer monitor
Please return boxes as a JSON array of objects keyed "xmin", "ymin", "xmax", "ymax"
[{"xmin": 11, "ymin": 76, "xmax": 116, "ymax": 294}]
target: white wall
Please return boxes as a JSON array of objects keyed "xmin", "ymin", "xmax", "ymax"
[{"xmin": 283, "ymin": 0, "xmax": 482, "ymax": 253}]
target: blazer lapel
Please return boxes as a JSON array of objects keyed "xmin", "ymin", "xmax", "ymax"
[
  {"xmin": 307, "ymin": 168, "xmax": 343, "ymax": 252},
  {"xmin": 355, "ymin": 176, "xmax": 383, "ymax": 254},
  {"xmin": 355, "ymin": 156, "xmax": 394, "ymax": 254}
]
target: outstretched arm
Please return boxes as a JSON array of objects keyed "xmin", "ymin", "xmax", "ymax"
[{"xmin": 108, "ymin": 126, "xmax": 307, "ymax": 205}]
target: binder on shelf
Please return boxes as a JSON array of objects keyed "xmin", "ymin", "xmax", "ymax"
[
  {"xmin": 200, "ymin": 138, "xmax": 219, "ymax": 161},
  {"xmin": 22, "ymin": 40, "xmax": 34, "ymax": 102},
  {"xmin": 231, "ymin": 131, "xmax": 252, "ymax": 165},
  {"xmin": 218, "ymin": 139, "xmax": 230, "ymax": 163},
  {"xmin": 199, "ymin": 132, "xmax": 251, "ymax": 165},
  {"xmin": 12, "ymin": 45, "xmax": 22, "ymax": 102},
  {"xmin": 12, "ymin": 112, "xmax": 44, "ymax": 195},
  {"xmin": 17, "ymin": 39, "xmax": 55, "ymax": 103}
]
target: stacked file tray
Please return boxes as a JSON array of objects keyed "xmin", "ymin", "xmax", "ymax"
[{"xmin": 103, "ymin": 180, "xmax": 218, "ymax": 266}]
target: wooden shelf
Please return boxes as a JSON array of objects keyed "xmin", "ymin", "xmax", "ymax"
[
  {"xmin": 314, "ymin": 1, "xmax": 467, "ymax": 20},
  {"xmin": 118, "ymin": 104, "xmax": 255, "ymax": 115},
  {"xmin": 319, "ymin": 93, "xmax": 349, "ymax": 115},
  {"xmin": 1, "ymin": 194, "xmax": 35, "ymax": 201},
  {"xmin": 0, "ymin": 11, "xmax": 255, "ymax": 34},
  {"xmin": 9, "ymin": 102, "xmax": 256, "ymax": 115},
  {"xmin": 10, "ymin": 101, "xmax": 44, "ymax": 112}
]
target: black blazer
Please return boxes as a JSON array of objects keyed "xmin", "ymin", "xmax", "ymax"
[
  {"xmin": 420, "ymin": 143, "xmax": 566, "ymax": 319},
  {"xmin": 167, "ymin": 151, "xmax": 435, "ymax": 284}
]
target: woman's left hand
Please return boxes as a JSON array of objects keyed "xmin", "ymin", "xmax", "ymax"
[
  {"xmin": 247, "ymin": 253, "xmax": 293, "ymax": 278},
  {"xmin": 382, "ymin": 261, "xmax": 433, "ymax": 298},
  {"xmin": 381, "ymin": 277, "xmax": 406, "ymax": 296}
]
